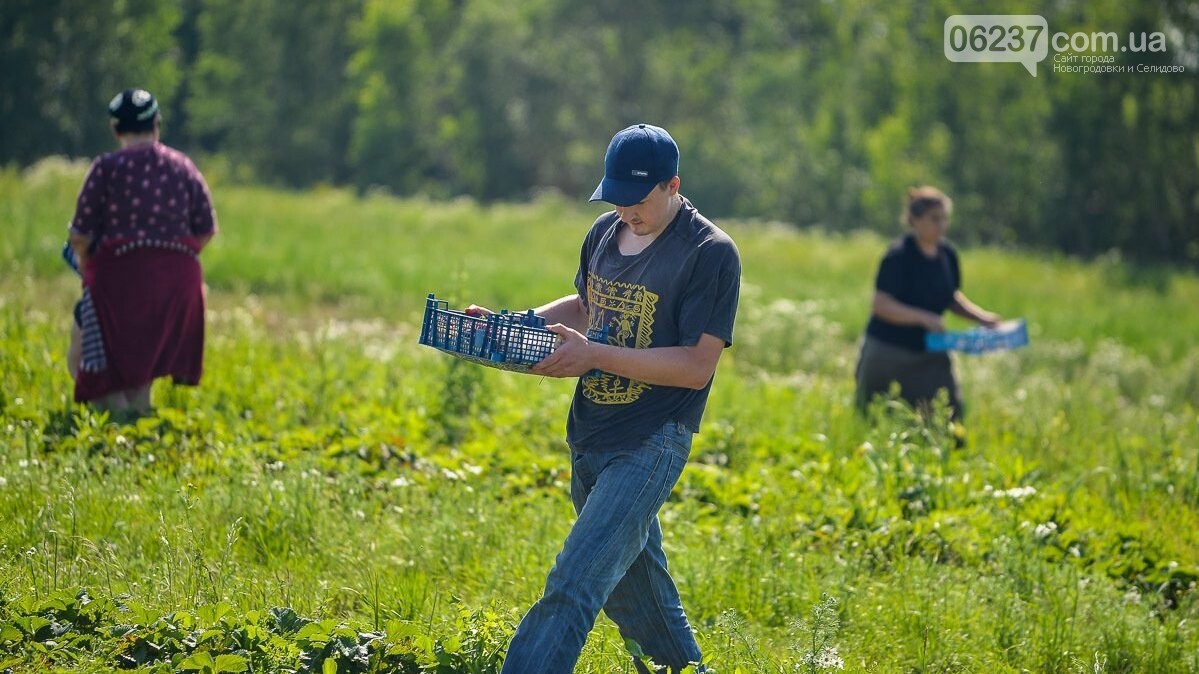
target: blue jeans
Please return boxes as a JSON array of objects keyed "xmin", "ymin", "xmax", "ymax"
[{"xmin": 501, "ymin": 421, "xmax": 703, "ymax": 673}]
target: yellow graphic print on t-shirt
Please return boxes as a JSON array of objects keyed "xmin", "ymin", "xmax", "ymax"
[{"xmin": 582, "ymin": 271, "xmax": 657, "ymax": 405}]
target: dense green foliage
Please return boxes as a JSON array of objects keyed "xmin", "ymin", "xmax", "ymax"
[
  {"xmin": 2, "ymin": 1, "xmax": 1197, "ymax": 264},
  {"xmin": 3, "ymin": 164, "xmax": 1199, "ymax": 671}
]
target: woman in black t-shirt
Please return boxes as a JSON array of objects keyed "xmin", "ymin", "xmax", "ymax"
[{"xmin": 855, "ymin": 186, "xmax": 1000, "ymax": 420}]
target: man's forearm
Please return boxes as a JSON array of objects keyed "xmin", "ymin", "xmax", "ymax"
[
  {"xmin": 588, "ymin": 337, "xmax": 723, "ymax": 390},
  {"xmin": 531, "ymin": 328, "xmax": 725, "ymax": 390},
  {"xmin": 534, "ymin": 294, "xmax": 588, "ymax": 332}
]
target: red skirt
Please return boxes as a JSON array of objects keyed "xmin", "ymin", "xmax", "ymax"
[{"xmin": 74, "ymin": 239, "xmax": 206, "ymax": 402}]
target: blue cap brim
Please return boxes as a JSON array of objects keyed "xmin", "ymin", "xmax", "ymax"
[{"xmin": 589, "ymin": 177, "xmax": 656, "ymax": 207}]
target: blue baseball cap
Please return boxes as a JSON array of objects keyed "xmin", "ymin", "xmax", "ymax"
[{"xmin": 589, "ymin": 124, "xmax": 679, "ymax": 207}]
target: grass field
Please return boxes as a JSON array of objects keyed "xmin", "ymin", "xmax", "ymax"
[{"xmin": 2, "ymin": 158, "xmax": 1199, "ymax": 672}]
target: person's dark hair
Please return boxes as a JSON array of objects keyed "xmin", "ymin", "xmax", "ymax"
[
  {"xmin": 108, "ymin": 88, "xmax": 160, "ymax": 135},
  {"xmin": 902, "ymin": 186, "xmax": 952, "ymax": 226}
]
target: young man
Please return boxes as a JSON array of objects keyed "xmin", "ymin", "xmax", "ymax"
[{"xmin": 491, "ymin": 124, "xmax": 740, "ymax": 673}]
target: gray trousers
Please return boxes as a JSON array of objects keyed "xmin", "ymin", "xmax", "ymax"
[{"xmin": 855, "ymin": 336, "xmax": 962, "ymax": 419}]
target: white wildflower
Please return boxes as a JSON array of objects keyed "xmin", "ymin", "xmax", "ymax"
[
  {"xmin": 364, "ymin": 343, "xmax": 397, "ymax": 363},
  {"xmin": 1033, "ymin": 522, "xmax": 1058, "ymax": 539},
  {"xmin": 991, "ymin": 485, "xmax": 1037, "ymax": 501},
  {"xmin": 801, "ymin": 645, "xmax": 845, "ymax": 670}
]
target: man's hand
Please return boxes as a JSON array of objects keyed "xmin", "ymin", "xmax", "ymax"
[
  {"xmin": 464, "ymin": 305, "xmax": 493, "ymax": 317},
  {"xmin": 531, "ymin": 324, "xmax": 595, "ymax": 378}
]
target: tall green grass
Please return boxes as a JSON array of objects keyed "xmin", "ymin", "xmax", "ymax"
[{"xmin": 1, "ymin": 159, "xmax": 1198, "ymax": 672}]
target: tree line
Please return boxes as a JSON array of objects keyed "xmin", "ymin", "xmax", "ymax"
[{"xmin": 2, "ymin": 0, "xmax": 1197, "ymax": 266}]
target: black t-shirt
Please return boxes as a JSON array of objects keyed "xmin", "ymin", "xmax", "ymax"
[
  {"xmin": 566, "ymin": 197, "xmax": 741, "ymax": 453},
  {"xmin": 865, "ymin": 234, "xmax": 961, "ymax": 352}
]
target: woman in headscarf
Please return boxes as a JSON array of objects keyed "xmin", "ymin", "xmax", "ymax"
[{"xmin": 66, "ymin": 88, "xmax": 218, "ymax": 417}]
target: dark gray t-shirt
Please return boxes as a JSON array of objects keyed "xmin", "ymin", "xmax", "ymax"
[{"xmin": 566, "ymin": 197, "xmax": 741, "ymax": 453}]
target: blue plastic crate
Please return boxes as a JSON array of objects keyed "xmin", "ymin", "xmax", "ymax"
[
  {"xmin": 925, "ymin": 319, "xmax": 1029, "ymax": 354},
  {"xmin": 418, "ymin": 293, "xmax": 557, "ymax": 372}
]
